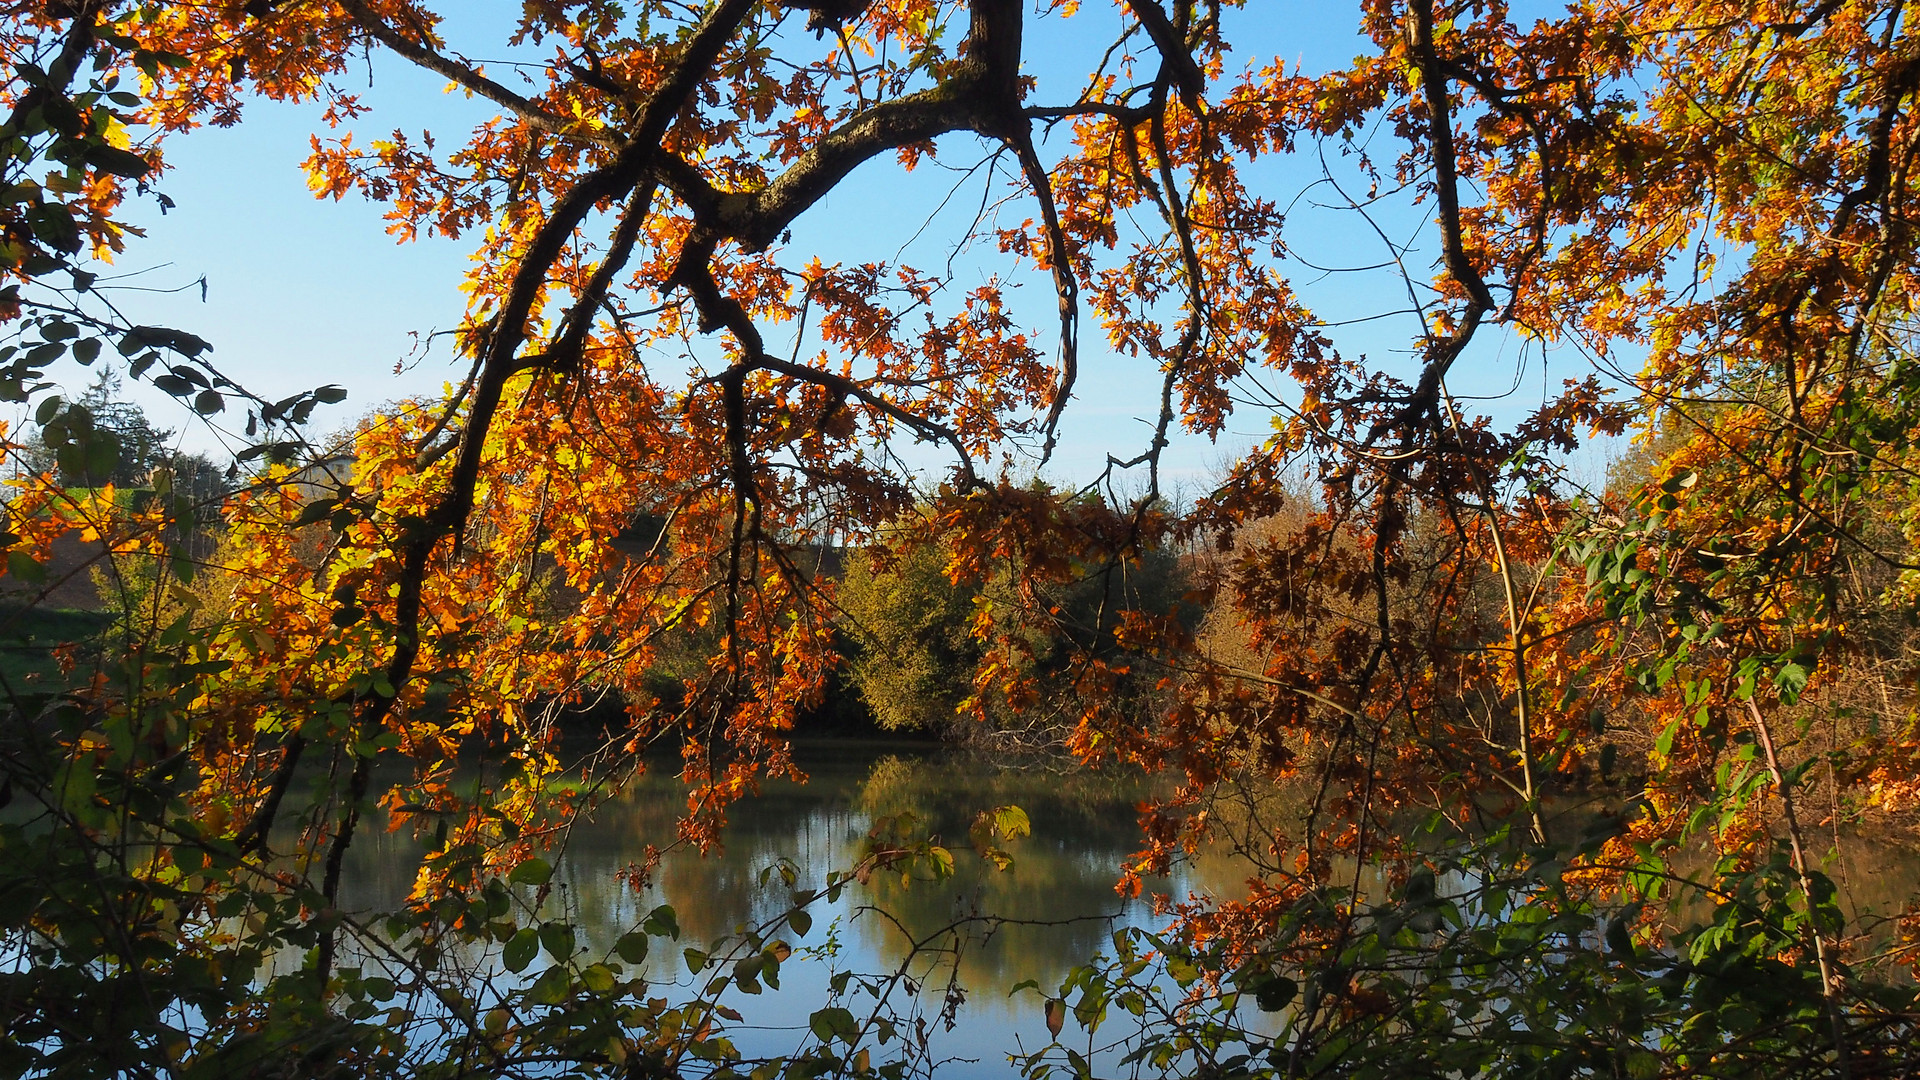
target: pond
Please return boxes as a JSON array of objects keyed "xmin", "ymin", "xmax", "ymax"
[
  {"xmin": 335, "ymin": 740, "xmax": 1243, "ymax": 1076},
  {"xmin": 330, "ymin": 740, "xmax": 1920, "ymax": 1076}
]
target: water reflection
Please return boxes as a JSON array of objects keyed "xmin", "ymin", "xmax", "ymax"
[
  {"xmin": 339, "ymin": 741, "xmax": 1199, "ymax": 1076},
  {"xmin": 336, "ymin": 745, "xmax": 1920, "ymax": 1075}
]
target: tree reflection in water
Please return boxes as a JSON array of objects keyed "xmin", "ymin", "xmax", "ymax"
[
  {"xmin": 334, "ymin": 741, "xmax": 1223, "ymax": 1074},
  {"xmin": 330, "ymin": 742, "xmax": 1920, "ymax": 1074}
]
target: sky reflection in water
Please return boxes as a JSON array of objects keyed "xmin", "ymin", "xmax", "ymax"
[
  {"xmin": 330, "ymin": 741, "xmax": 1920, "ymax": 1074},
  {"xmin": 338, "ymin": 741, "xmax": 1236, "ymax": 1076}
]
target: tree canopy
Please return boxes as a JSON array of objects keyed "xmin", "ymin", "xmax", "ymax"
[{"xmin": 5, "ymin": 0, "xmax": 1920, "ymax": 1076}]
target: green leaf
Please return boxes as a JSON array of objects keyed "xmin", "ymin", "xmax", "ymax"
[
  {"xmin": 643, "ymin": 904, "xmax": 680, "ymax": 939},
  {"xmin": 788, "ymin": 907, "xmax": 812, "ymax": 938},
  {"xmin": 293, "ymin": 498, "xmax": 338, "ymax": 527},
  {"xmin": 926, "ymin": 845, "xmax": 954, "ymax": 878},
  {"xmin": 994, "ymin": 805, "xmax": 1031, "ymax": 839},
  {"xmin": 82, "ymin": 437, "xmax": 117, "ymax": 481},
  {"xmin": 85, "ymin": 144, "xmax": 152, "ymax": 179},
  {"xmin": 526, "ymin": 965, "xmax": 569, "ymax": 1006},
  {"xmin": 1775, "ymin": 660, "xmax": 1811, "ymax": 702},
  {"xmin": 119, "ymin": 325, "xmax": 210, "ymax": 357},
  {"xmin": 580, "ymin": 963, "xmax": 616, "ymax": 994},
  {"xmin": 809, "ymin": 1006, "xmax": 859, "ymax": 1044},
  {"xmin": 538, "ymin": 922, "xmax": 575, "ymax": 961},
  {"xmin": 509, "ymin": 858, "xmax": 552, "ymax": 887},
  {"xmin": 1252, "ymin": 975, "xmax": 1296, "ymax": 1012},
  {"xmin": 614, "ymin": 931, "xmax": 649, "ymax": 965},
  {"xmin": 504, "ymin": 928, "xmax": 539, "ymax": 974},
  {"xmin": 1607, "ymin": 916, "xmax": 1636, "ymax": 959}
]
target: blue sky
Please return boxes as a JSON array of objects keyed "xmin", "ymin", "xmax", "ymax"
[{"xmin": 48, "ymin": 1, "xmax": 1616, "ymax": 494}]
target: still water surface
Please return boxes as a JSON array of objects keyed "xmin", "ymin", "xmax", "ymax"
[
  {"xmin": 339, "ymin": 741, "xmax": 1232, "ymax": 1076},
  {"xmin": 334, "ymin": 741, "xmax": 1920, "ymax": 1075}
]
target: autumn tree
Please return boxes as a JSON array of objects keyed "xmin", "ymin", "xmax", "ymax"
[
  {"xmin": 840, "ymin": 491, "xmax": 1187, "ymax": 746},
  {"xmin": 5, "ymin": 0, "xmax": 1920, "ymax": 1076}
]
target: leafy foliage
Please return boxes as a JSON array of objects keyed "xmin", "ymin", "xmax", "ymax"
[
  {"xmin": 4, "ymin": 0, "xmax": 1920, "ymax": 1076},
  {"xmin": 1023, "ymin": 833, "xmax": 1919, "ymax": 1080},
  {"xmin": 839, "ymin": 496, "xmax": 1186, "ymax": 745}
]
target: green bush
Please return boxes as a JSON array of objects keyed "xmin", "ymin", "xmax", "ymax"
[{"xmin": 838, "ymin": 512, "xmax": 1188, "ymax": 745}]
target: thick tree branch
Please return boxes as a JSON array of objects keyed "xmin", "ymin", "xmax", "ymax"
[
  {"xmin": 1408, "ymin": 1, "xmax": 1493, "ymax": 318},
  {"xmin": 1835, "ymin": 54, "xmax": 1920, "ymax": 234},
  {"xmin": 1375, "ymin": 0, "xmax": 1494, "ymax": 443},
  {"xmin": 675, "ymin": 0, "xmax": 1028, "ymax": 253},
  {"xmin": 314, "ymin": 752, "xmax": 372, "ymax": 976},
  {"xmin": 309, "ymin": 0, "xmax": 764, "ymax": 981},
  {"xmin": 752, "ymin": 353, "xmax": 982, "ymax": 479},
  {"xmin": 1009, "ymin": 126, "xmax": 1080, "ymax": 464},
  {"xmin": 1146, "ymin": 82, "xmax": 1208, "ymax": 494},
  {"xmin": 547, "ymin": 181, "xmax": 658, "ymax": 374},
  {"xmin": 1123, "ymin": 0, "xmax": 1205, "ymax": 111},
  {"xmin": 723, "ymin": 86, "xmax": 1000, "ymax": 250},
  {"xmin": 335, "ymin": 0, "xmax": 599, "ymax": 141},
  {"xmin": 1026, "ymin": 100, "xmax": 1156, "ymax": 125},
  {"xmin": 437, "ymin": 0, "xmax": 760, "ymax": 542},
  {"xmin": 642, "ymin": 0, "xmax": 1028, "ymax": 487}
]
